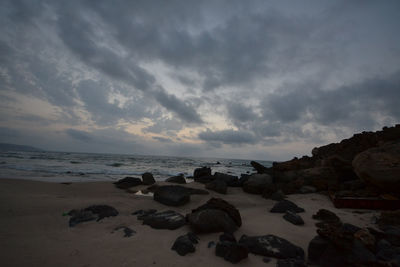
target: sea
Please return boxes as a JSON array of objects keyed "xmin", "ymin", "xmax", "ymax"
[{"xmin": 0, "ymin": 151, "xmax": 272, "ymax": 183}]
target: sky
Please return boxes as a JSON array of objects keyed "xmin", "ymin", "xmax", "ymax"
[{"xmin": 0, "ymin": 0, "xmax": 399, "ymax": 161}]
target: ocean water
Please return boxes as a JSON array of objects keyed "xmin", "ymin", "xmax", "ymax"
[{"xmin": 0, "ymin": 151, "xmax": 272, "ymax": 183}]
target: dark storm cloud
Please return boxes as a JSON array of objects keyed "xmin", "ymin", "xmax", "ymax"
[
  {"xmin": 153, "ymin": 88, "xmax": 203, "ymax": 124},
  {"xmin": 262, "ymin": 72, "xmax": 400, "ymax": 128},
  {"xmin": 198, "ymin": 129, "xmax": 257, "ymax": 145}
]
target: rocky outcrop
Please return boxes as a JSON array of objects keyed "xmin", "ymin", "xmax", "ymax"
[
  {"xmin": 270, "ymin": 125, "xmax": 400, "ymax": 194},
  {"xmin": 250, "ymin": 161, "xmax": 269, "ymax": 174},
  {"xmin": 187, "ymin": 198, "xmax": 241, "ymax": 234},
  {"xmin": 141, "ymin": 210, "xmax": 186, "ymax": 230},
  {"xmin": 242, "ymin": 173, "xmax": 273, "ymax": 194},
  {"xmin": 352, "ymin": 142, "xmax": 400, "ymax": 192},
  {"xmin": 113, "ymin": 177, "xmax": 142, "ymax": 189},
  {"xmin": 239, "ymin": 234, "xmax": 304, "ymax": 259}
]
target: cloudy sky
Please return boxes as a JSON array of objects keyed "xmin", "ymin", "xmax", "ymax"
[{"xmin": 0, "ymin": 0, "xmax": 399, "ymax": 160}]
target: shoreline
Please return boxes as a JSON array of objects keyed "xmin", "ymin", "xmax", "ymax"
[{"xmin": 0, "ymin": 178, "xmax": 379, "ymax": 266}]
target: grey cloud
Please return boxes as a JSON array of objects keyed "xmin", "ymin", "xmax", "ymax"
[
  {"xmin": 65, "ymin": 129, "xmax": 93, "ymax": 143},
  {"xmin": 152, "ymin": 136, "xmax": 173, "ymax": 143},
  {"xmin": 198, "ymin": 129, "xmax": 257, "ymax": 145},
  {"xmin": 262, "ymin": 72, "xmax": 400, "ymax": 129},
  {"xmin": 153, "ymin": 89, "xmax": 203, "ymax": 124}
]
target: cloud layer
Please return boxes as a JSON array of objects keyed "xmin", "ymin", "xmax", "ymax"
[{"xmin": 0, "ymin": 0, "xmax": 399, "ymax": 160}]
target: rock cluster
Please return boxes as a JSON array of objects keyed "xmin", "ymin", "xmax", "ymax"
[
  {"xmin": 68, "ymin": 205, "xmax": 118, "ymax": 227},
  {"xmin": 266, "ymin": 124, "xmax": 400, "ymax": 195}
]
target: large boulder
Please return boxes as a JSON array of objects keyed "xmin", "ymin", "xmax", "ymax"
[
  {"xmin": 239, "ymin": 234, "xmax": 304, "ymax": 259},
  {"xmin": 187, "ymin": 198, "xmax": 241, "ymax": 233},
  {"xmin": 193, "ymin": 167, "xmax": 211, "ymax": 179},
  {"xmin": 113, "ymin": 177, "xmax": 142, "ymax": 189},
  {"xmin": 352, "ymin": 142, "xmax": 400, "ymax": 192},
  {"xmin": 142, "ymin": 172, "xmax": 155, "ymax": 185},
  {"xmin": 242, "ymin": 173, "xmax": 273, "ymax": 194},
  {"xmin": 141, "ymin": 210, "xmax": 186, "ymax": 230},
  {"xmin": 213, "ymin": 172, "xmax": 239, "ymax": 186},
  {"xmin": 187, "ymin": 209, "xmax": 238, "ymax": 234},
  {"xmin": 153, "ymin": 185, "xmax": 191, "ymax": 206},
  {"xmin": 205, "ymin": 179, "xmax": 227, "ymax": 194}
]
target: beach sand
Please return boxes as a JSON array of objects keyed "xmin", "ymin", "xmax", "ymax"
[{"xmin": 0, "ymin": 179, "xmax": 379, "ymax": 267}]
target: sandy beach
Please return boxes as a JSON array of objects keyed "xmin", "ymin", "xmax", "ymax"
[{"xmin": 0, "ymin": 178, "xmax": 379, "ymax": 267}]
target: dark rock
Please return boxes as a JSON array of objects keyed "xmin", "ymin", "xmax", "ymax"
[
  {"xmin": 68, "ymin": 210, "xmax": 96, "ymax": 227},
  {"xmin": 68, "ymin": 205, "xmax": 118, "ymax": 227},
  {"xmin": 153, "ymin": 185, "xmax": 191, "ymax": 206},
  {"xmin": 308, "ymin": 236, "xmax": 330, "ymax": 264},
  {"xmin": 113, "ymin": 226, "xmax": 136, "ymax": 237},
  {"xmin": 165, "ymin": 174, "xmax": 186, "ymax": 184},
  {"xmin": 219, "ymin": 232, "xmax": 237, "ymax": 243},
  {"xmin": 132, "ymin": 209, "xmax": 157, "ymax": 220},
  {"xmin": 299, "ymin": 185, "xmax": 316, "ymax": 194},
  {"xmin": 142, "ymin": 210, "xmax": 186, "ymax": 230},
  {"xmin": 189, "ymin": 198, "xmax": 241, "ymax": 227},
  {"xmin": 341, "ymin": 179, "xmax": 366, "ymax": 191},
  {"xmin": 270, "ymin": 200, "xmax": 305, "ymax": 213},
  {"xmin": 276, "ymin": 258, "xmax": 307, "ymax": 267},
  {"xmin": 312, "ymin": 209, "xmax": 341, "ymax": 223},
  {"xmin": 205, "ymin": 179, "xmax": 227, "ymax": 194},
  {"xmin": 171, "ymin": 232, "xmax": 199, "ymax": 256},
  {"xmin": 353, "ymin": 142, "xmax": 400, "ymax": 192},
  {"xmin": 376, "ymin": 246, "xmax": 400, "ymax": 261},
  {"xmin": 239, "ymin": 234, "xmax": 304, "ymax": 259},
  {"xmin": 243, "ymin": 173, "xmax": 273, "ymax": 194},
  {"xmin": 378, "ymin": 210, "xmax": 400, "ymax": 228},
  {"xmin": 193, "ymin": 167, "xmax": 211, "ymax": 179},
  {"xmin": 270, "ymin": 190, "xmax": 287, "ymax": 201},
  {"xmin": 376, "ymin": 239, "xmax": 392, "ymax": 252},
  {"xmin": 84, "ymin": 205, "xmax": 119, "ymax": 221},
  {"xmin": 208, "ymin": 241, "xmax": 216, "ymax": 248},
  {"xmin": 187, "ymin": 188, "xmax": 210, "ymax": 195},
  {"xmin": 262, "ymin": 257, "xmax": 271, "ymax": 263},
  {"xmin": 283, "ymin": 211, "xmax": 304, "ymax": 225},
  {"xmin": 382, "ymin": 226, "xmax": 400, "ymax": 246},
  {"xmin": 213, "ymin": 172, "xmax": 239, "ymax": 186},
  {"xmin": 215, "ymin": 241, "xmax": 248, "ymax": 264},
  {"xmin": 261, "ymin": 184, "xmax": 277, "ymax": 199},
  {"xmin": 113, "ymin": 177, "xmax": 142, "ymax": 189},
  {"xmin": 194, "ymin": 175, "xmax": 215, "ymax": 184},
  {"xmin": 142, "ymin": 172, "xmax": 155, "ymax": 185},
  {"xmin": 250, "ymin": 161, "xmax": 270, "ymax": 174},
  {"xmin": 342, "ymin": 223, "xmax": 362, "ymax": 235},
  {"xmin": 309, "ymin": 235, "xmax": 377, "ymax": 266},
  {"xmin": 188, "ymin": 208, "xmax": 238, "ymax": 234}
]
